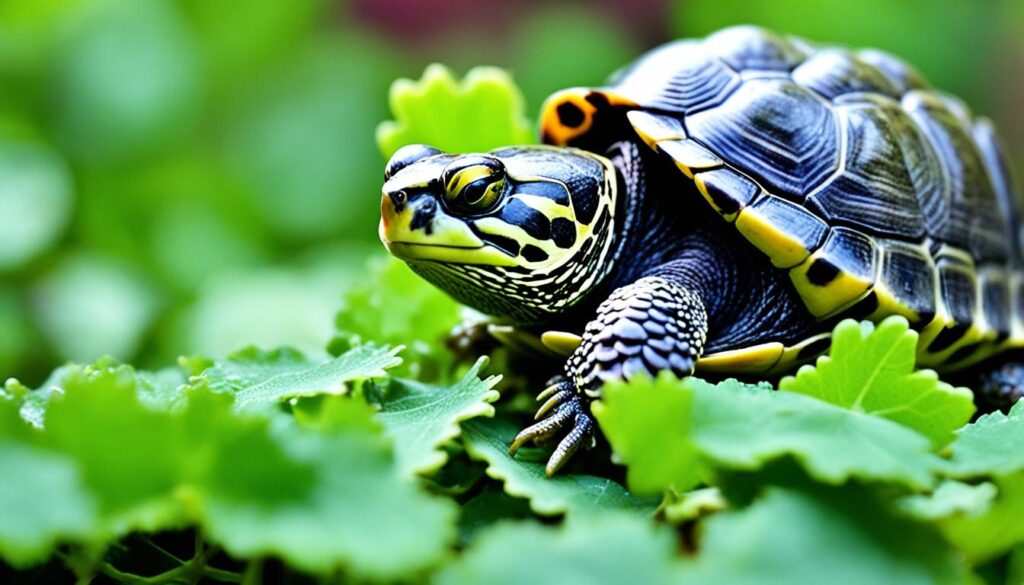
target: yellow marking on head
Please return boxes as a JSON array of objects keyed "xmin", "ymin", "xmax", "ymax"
[
  {"xmin": 473, "ymin": 217, "xmax": 565, "ymax": 265},
  {"xmin": 379, "ymin": 194, "xmax": 517, "ymax": 266},
  {"xmin": 512, "ymin": 195, "xmax": 575, "ymax": 221},
  {"xmin": 695, "ymin": 342, "xmax": 785, "ymax": 374}
]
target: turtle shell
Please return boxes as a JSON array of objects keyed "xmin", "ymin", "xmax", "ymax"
[{"xmin": 540, "ymin": 25, "xmax": 1022, "ymax": 371}]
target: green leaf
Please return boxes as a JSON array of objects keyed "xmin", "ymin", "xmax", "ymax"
[
  {"xmin": 944, "ymin": 400, "xmax": 1024, "ymax": 478},
  {"xmin": 136, "ymin": 366, "xmax": 189, "ymax": 412},
  {"xmin": 591, "ymin": 373, "xmax": 706, "ymax": 494},
  {"xmin": 662, "ymin": 487, "xmax": 727, "ymax": 524},
  {"xmin": 197, "ymin": 344, "xmax": 402, "ymax": 411},
  {"xmin": 595, "ymin": 375, "xmax": 940, "ymax": 492},
  {"xmin": 334, "ymin": 258, "xmax": 462, "ymax": 379},
  {"xmin": 0, "ymin": 442, "xmax": 97, "ymax": 568},
  {"xmin": 5, "ymin": 363, "xmax": 75, "ymax": 427},
  {"xmin": 436, "ymin": 513, "xmax": 685, "ymax": 585},
  {"xmin": 682, "ymin": 485, "xmax": 966, "ymax": 585},
  {"xmin": 460, "ymin": 417, "xmax": 659, "ymax": 516},
  {"xmin": 376, "ymin": 357, "xmax": 501, "ymax": 477},
  {"xmin": 780, "ymin": 317, "xmax": 975, "ymax": 446},
  {"xmin": 693, "ymin": 378, "xmax": 940, "ymax": 489},
  {"xmin": 42, "ymin": 363, "xmax": 190, "ymax": 536},
  {"xmin": 935, "ymin": 472, "xmax": 1024, "ymax": 564},
  {"xmin": 900, "ymin": 480, "xmax": 997, "ymax": 521},
  {"xmin": 5, "ymin": 357, "xmax": 456, "ymax": 579},
  {"xmin": 188, "ymin": 390, "xmax": 458, "ymax": 580},
  {"xmin": 457, "ymin": 486, "xmax": 534, "ymax": 545},
  {"xmin": 0, "ymin": 402, "xmax": 96, "ymax": 568},
  {"xmin": 376, "ymin": 63, "xmax": 535, "ymax": 159},
  {"xmin": 931, "ymin": 400, "xmax": 1024, "ymax": 564}
]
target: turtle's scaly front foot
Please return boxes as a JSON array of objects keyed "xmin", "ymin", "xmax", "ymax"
[
  {"xmin": 508, "ymin": 378, "xmax": 595, "ymax": 477},
  {"xmin": 508, "ymin": 276, "xmax": 708, "ymax": 476}
]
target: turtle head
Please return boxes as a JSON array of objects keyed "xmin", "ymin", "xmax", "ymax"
[{"xmin": 379, "ymin": 144, "xmax": 620, "ymax": 322}]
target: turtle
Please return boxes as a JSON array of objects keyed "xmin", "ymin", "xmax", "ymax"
[{"xmin": 378, "ymin": 25, "xmax": 1023, "ymax": 475}]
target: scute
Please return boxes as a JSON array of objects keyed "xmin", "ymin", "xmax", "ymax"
[
  {"xmin": 874, "ymin": 240, "xmax": 937, "ymax": 323},
  {"xmin": 903, "ymin": 91, "xmax": 1008, "ymax": 262},
  {"xmin": 703, "ymin": 25, "xmax": 807, "ymax": 71},
  {"xmin": 806, "ymin": 103, "xmax": 926, "ymax": 239},
  {"xmin": 857, "ymin": 49, "xmax": 929, "ymax": 95},
  {"xmin": 936, "ymin": 254, "xmax": 978, "ymax": 329},
  {"xmin": 686, "ymin": 78, "xmax": 840, "ymax": 200},
  {"xmin": 972, "ymin": 119, "xmax": 1023, "ymax": 268},
  {"xmin": 793, "ymin": 49, "xmax": 901, "ymax": 100},
  {"xmin": 735, "ymin": 194, "xmax": 829, "ymax": 268},
  {"xmin": 789, "ymin": 227, "xmax": 880, "ymax": 317},
  {"xmin": 980, "ymin": 267, "xmax": 1012, "ymax": 340},
  {"xmin": 612, "ymin": 41, "xmax": 740, "ymax": 115},
  {"xmin": 692, "ymin": 167, "xmax": 760, "ymax": 220}
]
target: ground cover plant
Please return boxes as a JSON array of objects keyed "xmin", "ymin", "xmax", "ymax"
[{"xmin": 3, "ymin": 64, "xmax": 1024, "ymax": 585}]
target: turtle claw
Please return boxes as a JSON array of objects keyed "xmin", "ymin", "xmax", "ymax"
[
  {"xmin": 508, "ymin": 386, "xmax": 595, "ymax": 476},
  {"xmin": 534, "ymin": 380, "xmax": 575, "ymax": 419}
]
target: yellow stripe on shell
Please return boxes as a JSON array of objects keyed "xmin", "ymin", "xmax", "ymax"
[
  {"xmin": 656, "ymin": 139, "xmax": 723, "ymax": 179},
  {"xmin": 734, "ymin": 205, "xmax": 812, "ymax": 269},
  {"xmin": 868, "ymin": 282, "xmax": 921, "ymax": 323},
  {"xmin": 914, "ymin": 308, "xmax": 956, "ymax": 359},
  {"xmin": 626, "ymin": 110, "xmax": 686, "ymax": 147},
  {"xmin": 1009, "ymin": 271, "xmax": 1024, "ymax": 348},
  {"xmin": 764, "ymin": 333, "xmax": 833, "ymax": 377},
  {"xmin": 695, "ymin": 342, "xmax": 785, "ymax": 374},
  {"xmin": 916, "ymin": 322, "xmax": 999, "ymax": 371},
  {"xmin": 788, "ymin": 252, "xmax": 876, "ymax": 319},
  {"xmin": 693, "ymin": 173, "xmax": 742, "ymax": 222}
]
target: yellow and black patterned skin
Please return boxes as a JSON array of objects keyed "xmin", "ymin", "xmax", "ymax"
[
  {"xmin": 542, "ymin": 25, "xmax": 1023, "ymax": 375},
  {"xmin": 380, "ymin": 26, "xmax": 1022, "ymax": 475}
]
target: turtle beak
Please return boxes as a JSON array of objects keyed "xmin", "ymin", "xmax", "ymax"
[{"xmin": 379, "ymin": 191, "xmax": 517, "ymax": 266}]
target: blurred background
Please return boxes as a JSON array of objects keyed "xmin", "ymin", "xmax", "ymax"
[{"xmin": 1, "ymin": 0, "xmax": 1022, "ymax": 386}]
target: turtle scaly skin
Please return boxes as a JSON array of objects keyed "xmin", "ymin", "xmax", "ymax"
[{"xmin": 379, "ymin": 26, "xmax": 1022, "ymax": 475}]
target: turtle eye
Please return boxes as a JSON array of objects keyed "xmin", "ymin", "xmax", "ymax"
[{"xmin": 442, "ymin": 155, "xmax": 507, "ymax": 210}]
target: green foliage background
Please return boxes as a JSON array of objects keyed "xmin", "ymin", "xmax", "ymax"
[{"xmin": 2, "ymin": 0, "xmax": 1024, "ymax": 583}]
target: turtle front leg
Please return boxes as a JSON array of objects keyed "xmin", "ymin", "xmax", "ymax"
[{"xmin": 509, "ymin": 276, "xmax": 708, "ymax": 475}]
